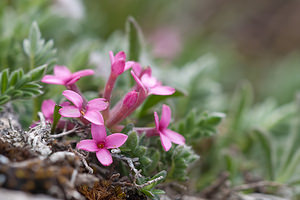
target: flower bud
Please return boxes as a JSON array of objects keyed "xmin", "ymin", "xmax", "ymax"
[{"xmin": 123, "ymin": 91, "xmax": 138, "ymax": 108}]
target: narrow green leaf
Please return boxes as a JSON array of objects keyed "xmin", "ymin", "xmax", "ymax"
[
  {"xmin": 9, "ymin": 70, "xmax": 20, "ymax": 86},
  {"xmin": 151, "ymin": 189, "xmax": 165, "ymax": 195},
  {"xmin": 144, "ymin": 170, "xmax": 167, "ymax": 190},
  {"xmin": 229, "ymin": 81, "xmax": 253, "ymax": 131},
  {"xmin": 277, "ymin": 149, "xmax": 300, "ymax": 183},
  {"xmin": 11, "ymin": 90, "xmax": 23, "ymax": 99},
  {"xmin": 252, "ymin": 129, "xmax": 274, "ymax": 180},
  {"xmin": 1, "ymin": 69, "xmax": 9, "ymax": 94},
  {"xmin": 126, "ymin": 16, "xmax": 143, "ymax": 61},
  {"xmin": 0, "ymin": 95, "xmax": 10, "ymax": 105},
  {"xmin": 15, "ymin": 75, "xmax": 30, "ymax": 89},
  {"xmin": 140, "ymin": 189, "xmax": 154, "ymax": 198},
  {"xmin": 21, "ymin": 88, "xmax": 42, "ymax": 96},
  {"xmin": 27, "ymin": 64, "xmax": 47, "ymax": 81},
  {"xmin": 51, "ymin": 105, "xmax": 62, "ymax": 134}
]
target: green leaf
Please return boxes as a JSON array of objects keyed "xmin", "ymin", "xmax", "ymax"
[
  {"xmin": 229, "ymin": 81, "xmax": 253, "ymax": 132},
  {"xmin": 125, "ymin": 131, "xmax": 139, "ymax": 151},
  {"xmin": 139, "ymin": 89, "xmax": 186, "ymax": 117},
  {"xmin": 140, "ymin": 156, "xmax": 152, "ymax": 167},
  {"xmin": 51, "ymin": 105, "xmax": 62, "ymax": 134},
  {"xmin": 9, "ymin": 70, "xmax": 20, "ymax": 86},
  {"xmin": 10, "ymin": 90, "xmax": 23, "ymax": 99},
  {"xmin": 206, "ymin": 112, "xmax": 226, "ymax": 126},
  {"xmin": 135, "ymin": 146, "xmax": 147, "ymax": 157},
  {"xmin": 21, "ymin": 88, "xmax": 42, "ymax": 96},
  {"xmin": 252, "ymin": 129, "xmax": 274, "ymax": 180},
  {"xmin": 0, "ymin": 95, "xmax": 10, "ymax": 105},
  {"xmin": 15, "ymin": 75, "xmax": 30, "ymax": 89},
  {"xmin": 126, "ymin": 16, "xmax": 143, "ymax": 61},
  {"xmin": 140, "ymin": 189, "xmax": 154, "ymax": 199},
  {"xmin": 144, "ymin": 170, "xmax": 167, "ymax": 190},
  {"xmin": 152, "ymin": 189, "xmax": 165, "ymax": 195},
  {"xmin": 121, "ymin": 123, "xmax": 134, "ymax": 134},
  {"xmin": 1, "ymin": 69, "xmax": 9, "ymax": 94},
  {"xmin": 27, "ymin": 64, "xmax": 47, "ymax": 81}
]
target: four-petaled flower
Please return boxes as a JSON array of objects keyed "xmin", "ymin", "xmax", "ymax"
[
  {"xmin": 77, "ymin": 124, "xmax": 128, "ymax": 166},
  {"xmin": 41, "ymin": 65, "xmax": 94, "ymax": 86},
  {"xmin": 131, "ymin": 68, "xmax": 175, "ymax": 96},
  {"xmin": 59, "ymin": 90, "xmax": 108, "ymax": 125},
  {"xmin": 154, "ymin": 104, "xmax": 185, "ymax": 151},
  {"xmin": 109, "ymin": 51, "xmax": 134, "ymax": 76}
]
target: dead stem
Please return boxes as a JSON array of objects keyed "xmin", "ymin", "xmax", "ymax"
[
  {"xmin": 70, "ymin": 148, "xmax": 93, "ymax": 174},
  {"xmin": 50, "ymin": 126, "xmax": 78, "ymax": 138}
]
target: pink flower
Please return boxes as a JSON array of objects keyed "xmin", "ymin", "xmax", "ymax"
[
  {"xmin": 77, "ymin": 124, "xmax": 128, "ymax": 166},
  {"xmin": 41, "ymin": 65, "xmax": 94, "ymax": 86},
  {"xmin": 109, "ymin": 51, "xmax": 140, "ymax": 76},
  {"xmin": 41, "ymin": 99, "xmax": 56, "ymax": 122},
  {"xmin": 131, "ymin": 68, "xmax": 175, "ymax": 96},
  {"xmin": 154, "ymin": 104, "xmax": 185, "ymax": 151},
  {"xmin": 59, "ymin": 90, "xmax": 108, "ymax": 125}
]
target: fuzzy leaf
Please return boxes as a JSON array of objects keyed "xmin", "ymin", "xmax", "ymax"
[{"xmin": 125, "ymin": 131, "xmax": 139, "ymax": 151}]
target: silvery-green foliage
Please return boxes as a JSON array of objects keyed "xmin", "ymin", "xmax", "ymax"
[
  {"xmin": 0, "ymin": 65, "xmax": 46, "ymax": 111},
  {"xmin": 23, "ymin": 22, "xmax": 57, "ymax": 70}
]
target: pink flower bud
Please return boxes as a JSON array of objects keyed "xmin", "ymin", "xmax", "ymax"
[
  {"xmin": 123, "ymin": 91, "xmax": 138, "ymax": 108},
  {"xmin": 110, "ymin": 51, "xmax": 126, "ymax": 76}
]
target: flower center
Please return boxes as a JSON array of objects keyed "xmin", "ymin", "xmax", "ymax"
[
  {"xmin": 97, "ymin": 143, "xmax": 105, "ymax": 149},
  {"xmin": 80, "ymin": 110, "xmax": 85, "ymax": 115}
]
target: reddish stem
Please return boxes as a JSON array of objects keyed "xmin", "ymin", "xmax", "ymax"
[
  {"xmin": 134, "ymin": 127, "xmax": 159, "ymax": 137},
  {"xmin": 102, "ymin": 74, "xmax": 117, "ymax": 119}
]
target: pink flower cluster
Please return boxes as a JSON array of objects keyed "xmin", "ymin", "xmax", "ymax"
[{"xmin": 40, "ymin": 51, "xmax": 185, "ymax": 166}]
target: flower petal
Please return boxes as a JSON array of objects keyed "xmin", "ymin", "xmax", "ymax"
[
  {"xmin": 41, "ymin": 99, "xmax": 56, "ymax": 119},
  {"xmin": 141, "ymin": 74, "xmax": 157, "ymax": 88},
  {"xmin": 109, "ymin": 51, "xmax": 114, "ymax": 63},
  {"xmin": 91, "ymin": 124, "xmax": 107, "ymax": 143},
  {"xmin": 154, "ymin": 112, "xmax": 160, "ymax": 131},
  {"xmin": 96, "ymin": 148, "xmax": 113, "ymax": 166},
  {"xmin": 59, "ymin": 106, "xmax": 81, "ymax": 117},
  {"xmin": 41, "ymin": 75, "xmax": 65, "ymax": 85},
  {"xmin": 83, "ymin": 110, "xmax": 104, "ymax": 125},
  {"xmin": 131, "ymin": 70, "xmax": 147, "ymax": 92},
  {"xmin": 77, "ymin": 139, "xmax": 99, "ymax": 152},
  {"xmin": 160, "ymin": 133, "xmax": 172, "ymax": 151},
  {"xmin": 149, "ymin": 86, "xmax": 175, "ymax": 96},
  {"xmin": 87, "ymin": 98, "xmax": 109, "ymax": 111},
  {"xmin": 159, "ymin": 104, "xmax": 171, "ymax": 130},
  {"xmin": 114, "ymin": 51, "xmax": 126, "ymax": 61},
  {"xmin": 54, "ymin": 66, "xmax": 72, "ymax": 80},
  {"xmin": 72, "ymin": 69, "xmax": 94, "ymax": 79},
  {"xmin": 66, "ymin": 76, "xmax": 81, "ymax": 85},
  {"xmin": 62, "ymin": 90, "xmax": 83, "ymax": 108},
  {"xmin": 163, "ymin": 129, "xmax": 185, "ymax": 145},
  {"xmin": 105, "ymin": 133, "xmax": 128, "ymax": 149}
]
